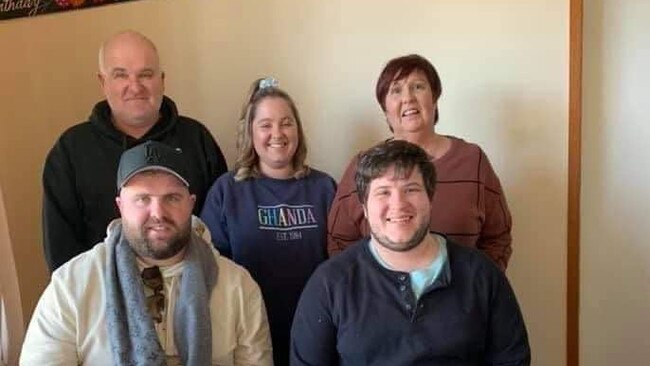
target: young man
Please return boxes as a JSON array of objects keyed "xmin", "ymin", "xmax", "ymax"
[
  {"xmin": 23, "ymin": 141, "xmax": 272, "ymax": 365},
  {"xmin": 42, "ymin": 30, "xmax": 227, "ymax": 271},
  {"xmin": 291, "ymin": 140, "xmax": 530, "ymax": 365}
]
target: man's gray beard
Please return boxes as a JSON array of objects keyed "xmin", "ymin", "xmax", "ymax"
[
  {"xmin": 370, "ymin": 219, "xmax": 430, "ymax": 253},
  {"xmin": 123, "ymin": 219, "xmax": 192, "ymax": 260}
]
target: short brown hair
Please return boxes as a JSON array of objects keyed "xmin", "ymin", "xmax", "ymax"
[
  {"xmin": 355, "ymin": 140, "xmax": 436, "ymax": 205},
  {"xmin": 234, "ymin": 78, "xmax": 309, "ymax": 181},
  {"xmin": 375, "ymin": 54, "xmax": 443, "ymax": 126}
]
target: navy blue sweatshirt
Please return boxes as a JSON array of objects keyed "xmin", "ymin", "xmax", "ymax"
[
  {"xmin": 201, "ymin": 169, "xmax": 336, "ymax": 366},
  {"xmin": 291, "ymin": 239, "xmax": 531, "ymax": 366}
]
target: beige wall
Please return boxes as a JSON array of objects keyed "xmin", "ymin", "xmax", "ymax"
[
  {"xmin": 0, "ymin": 0, "xmax": 568, "ymax": 363},
  {"xmin": 0, "ymin": 184, "xmax": 24, "ymax": 366},
  {"xmin": 582, "ymin": 0, "xmax": 650, "ymax": 364}
]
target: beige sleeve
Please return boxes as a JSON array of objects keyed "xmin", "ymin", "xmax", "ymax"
[{"xmin": 20, "ymin": 277, "xmax": 79, "ymax": 365}]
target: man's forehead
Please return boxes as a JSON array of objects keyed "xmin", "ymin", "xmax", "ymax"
[
  {"xmin": 120, "ymin": 170, "xmax": 189, "ymax": 192},
  {"xmin": 103, "ymin": 42, "xmax": 160, "ymax": 70},
  {"xmin": 107, "ymin": 65, "xmax": 158, "ymax": 74},
  {"xmin": 103, "ymin": 47, "xmax": 159, "ymax": 66},
  {"xmin": 105, "ymin": 32, "xmax": 155, "ymax": 53},
  {"xmin": 372, "ymin": 165, "xmax": 422, "ymax": 183}
]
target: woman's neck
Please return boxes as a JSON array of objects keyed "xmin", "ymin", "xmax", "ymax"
[
  {"xmin": 258, "ymin": 163, "xmax": 295, "ymax": 180},
  {"xmin": 395, "ymin": 131, "xmax": 451, "ymax": 160}
]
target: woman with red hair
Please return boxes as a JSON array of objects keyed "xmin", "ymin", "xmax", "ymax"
[{"xmin": 327, "ymin": 54, "xmax": 512, "ymax": 271}]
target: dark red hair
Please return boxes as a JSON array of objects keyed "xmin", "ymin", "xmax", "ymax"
[{"xmin": 375, "ymin": 54, "xmax": 443, "ymax": 123}]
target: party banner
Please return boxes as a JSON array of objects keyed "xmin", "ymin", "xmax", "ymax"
[{"xmin": 0, "ymin": 0, "xmax": 142, "ymax": 21}]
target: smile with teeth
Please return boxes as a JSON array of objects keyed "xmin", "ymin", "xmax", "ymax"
[
  {"xmin": 125, "ymin": 96, "xmax": 148, "ymax": 101},
  {"xmin": 402, "ymin": 108, "xmax": 419, "ymax": 117},
  {"xmin": 147, "ymin": 224, "xmax": 172, "ymax": 232},
  {"xmin": 268, "ymin": 141, "xmax": 288, "ymax": 148},
  {"xmin": 386, "ymin": 215, "xmax": 413, "ymax": 223}
]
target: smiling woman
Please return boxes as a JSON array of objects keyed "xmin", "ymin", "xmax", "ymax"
[
  {"xmin": 200, "ymin": 78, "xmax": 336, "ymax": 365},
  {"xmin": 251, "ymin": 97, "xmax": 300, "ymax": 179},
  {"xmin": 383, "ymin": 70, "xmax": 437, "ymax": 135},
  {"xmin": 328, "ymin": 54, "xmax": 513, "ymax": 272}
]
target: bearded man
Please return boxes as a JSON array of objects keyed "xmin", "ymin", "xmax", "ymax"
[
  {"xmin": 291, "ymin": 140, "xmax": 530, "ymax": 365},
  {"xmin": 23, "ymin": 141, "xmax": 272, "ymax": 365}
]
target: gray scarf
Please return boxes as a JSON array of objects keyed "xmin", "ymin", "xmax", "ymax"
[{"xmin": 104, "ymin": 221, "xmax": 218, "ymax": 365}]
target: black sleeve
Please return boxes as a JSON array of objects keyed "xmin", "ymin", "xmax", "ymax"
[
  {"xmin": 485, "ymin": 268, "xmax": 531, "ymax": 365},
  {"xmin": 290, "ymin": 269, "xmax": 339, "ymax": 366},
  {"xmin": 205, "ymin": 129, "xmax": 228, "ymax": 180},
  {"xmin": 195, "ymin": 126, "xmax": 228, "ymax": 213},
  {"xmin": 42, "ymin": 140, "xmax": 85, "ymax": 272}
]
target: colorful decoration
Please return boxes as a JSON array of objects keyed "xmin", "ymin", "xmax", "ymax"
[{"xmin": 1, "ymin": 0, "xmax": 139, "ymax": 21}]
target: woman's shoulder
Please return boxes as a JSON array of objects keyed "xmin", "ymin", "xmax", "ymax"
[
  {"xmin": 209, "ymin": 170, "xmax": 234, "ymax": 187},
  {"xmin": 215, "ymin": 170, "xmax": 237, "ymax": 182},
  {"xmin": 206, "ymin": 171, "xmax": 239, "ymax": 196},
  {"xmin": 303, "ymin": 168, "xmax": 337, "ymax": 192},
  {"xmin": 441, "ymin": 135, "xmax": 502, "ymax": 181},
  {"xmin": 305, "ymin": 167, "xmax": 336, "ymax": 182},
  {"xmin": 446, "ymin": 135, "xmax": 485, "ymax": 155}
]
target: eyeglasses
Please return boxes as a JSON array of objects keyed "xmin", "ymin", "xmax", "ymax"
[{"xmin": 142, "ymin": 266, "xmax": 165, "ymax": 324}]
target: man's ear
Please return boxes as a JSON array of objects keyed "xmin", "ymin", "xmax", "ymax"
[
  {"xmin": 363, "ymin": 205, "xmax": 368, "ymax": 219},
  {"xmin": 115, "ymin": 196, "xmax": 122, "ymax": 213},
  {"xmin": 190, "ymin": 194, "xmax": 196, "ymax": 209},
  {"xmin": 97, "ymin": 72, "xmax": 106, "ymax": 88},
  {"xmin": 161, "ymin": 71, "xmax": 165, "ymax": 91}
]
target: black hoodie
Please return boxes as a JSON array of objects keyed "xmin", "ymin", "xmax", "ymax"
[{"xmin": 42, "ymin": 96, "xmax": 227, "ymax": 271}]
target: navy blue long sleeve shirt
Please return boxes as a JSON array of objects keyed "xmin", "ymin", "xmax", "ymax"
[{"xmin": 290, "ymin": 239, "xmax": 530, "ymax": 366}]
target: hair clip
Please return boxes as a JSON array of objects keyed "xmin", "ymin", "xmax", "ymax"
[{"xmin": 259, "ymin": 77, "xmax": 279, "ymax": 90}]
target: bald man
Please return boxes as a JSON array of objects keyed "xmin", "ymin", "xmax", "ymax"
[{"xmin": 42, "ymin": 30, "xmax": 227, "ymax": 271}]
